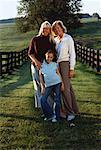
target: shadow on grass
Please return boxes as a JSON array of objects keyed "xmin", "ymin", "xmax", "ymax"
[
  {"xmin": 75, "ymin": 62, "xmax": 101, "ymax": 95},
  {"xmin": 0, "ymin": 95, "xmax": 33, "ymax": 99},
  {"xmin": 0, "ymin": 110, "xmax": 101, "ymax": 149},
  {"xmin": 40, "ymin": 114, "xmax": 101, "ymax": 150},
  {"xmin": 0, "ymin": 62, "xmax": 32, "ymax": 97},
  {"xmin": 0, "ymin": 61, "xmax": 101, "ymax": 149},
  {"xmin": 0, "ymin": 110, "xmax": 40, "ymax": 122},
  {"xmin": 78, "ymin": 99, "xmax": 101, "ymax": 105},
  {"xmin": 0, "ymin": 113, "xmax": 38, "ymax": 122},
  {"xmin": 80, "ymin": 112, "xmax": 101, "ymax": 118}
]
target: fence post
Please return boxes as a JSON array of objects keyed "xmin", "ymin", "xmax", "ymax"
[
  {"xmin": 96, "ymin": 50, "xmax": 100, "ymax": 74},
  {"xmin": 6, "ymin": 53, "xmax": 9, "ymax": 74},
  {"xmin": 10, "ymin": 52, "xmax": 13, "ymax": 71},
  {"xmin": 21, "ymin": 50, "xmax": 23, "ymax": 63},
  {"xmin": 26, "ymin": 48, "xmax": 28, "ymax": 61},
  {"xmin": 8, "ymin": 52, "xmax": 12, "ymax": 75},
  {"xmin": 80, "ymin": 46, "xmax": 82, "ymax": 62},
  {"xmin": 82, "ymin": 46, "xmax": 85, "ymax": 63},
  {"xmin": 89, "ymin": 48, "xmax": 91, "ymax": 67},
  {"xmin": 92, "ymin": 49, "xmax": 95, "ymax": 69},
  {"xmin": 85, "ymin": 47, "xmax": 87, "ymax": 64}
]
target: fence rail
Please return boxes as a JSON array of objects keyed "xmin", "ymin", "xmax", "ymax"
[
  {"xmin": 0, "ymin": 45, "xmax": 101, "ymax": 78},
  {"xmin": 76, "ymin": 44, "xmax": 101, "ymax": 74},
  {"xmin": 0, "ymin": 48, "xmax": 28, "ymax": 78}
]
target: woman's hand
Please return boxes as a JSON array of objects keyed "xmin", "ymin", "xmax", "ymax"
[
  {"xmin": 29, "ymin": 54, "xmax": 41, "ymax": 70},
  {"xmin": 41, "ymin": 86, "xmax": 45, "ymax": 95},
  {"xmin": 35, "ymin": 60, "xmax": 41, "ymax": 70},
  {"xmin": 69, "ymin": 70, "xmax": 75, "ymax": 78}
]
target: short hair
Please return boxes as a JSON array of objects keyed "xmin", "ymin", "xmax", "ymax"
[{"xmin": 52, "ymin": 20, "xmax": 67, "ymax": 33}]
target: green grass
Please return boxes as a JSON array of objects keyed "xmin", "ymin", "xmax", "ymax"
[
  {"xmin": 0, "ymin": 62, "xmax": 101, "ymax": 149},
  {"xmin": 80, "ymin": 17, "xmax": 99, "ymax": 23},
  {"xmin": 0, "ymin": 22, "xmax": 101, "ymax": 149},
  {"xmin": 0, "ymin": 23, "xmax": 37, "ymax": 52},
  {"xmin": 71, "ymin": 21, "xmax": 101, "ymax": 50},
  {"xmin": 0, "ymin": 21, "xmax": 101, "ymax": 52}
]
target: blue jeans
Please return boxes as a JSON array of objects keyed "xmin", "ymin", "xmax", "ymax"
[{"xmin": 41, "ymin": 83, "xmax": 61, "ymax": 120}]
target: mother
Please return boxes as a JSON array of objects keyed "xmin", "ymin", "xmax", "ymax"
[
  {"xmin": 52, "ymin": 20, "xmax": 79, "ymax": 121},
  {"xmin": 28, "ymin": 21, "xmax": 55, "ymax": 108}
]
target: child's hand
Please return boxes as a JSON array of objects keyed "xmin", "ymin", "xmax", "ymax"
[
  {"xmin": 41, "ymin": 87, "xmax": 45, "ymax": 95},
  {"xmin": 61, "ymin": 82, "xmax": 64, "ymax": 91}
]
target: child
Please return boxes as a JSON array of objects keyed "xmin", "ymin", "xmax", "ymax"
[{"xmin": 39, "ymin": 50, "xmax": 64, "ymax": 122}]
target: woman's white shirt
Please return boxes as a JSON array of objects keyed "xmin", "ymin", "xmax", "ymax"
[{"xmin": 55, "ymin": 33, "xmax": 76, "ymax": 70}]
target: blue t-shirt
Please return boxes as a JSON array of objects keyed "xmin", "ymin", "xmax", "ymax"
[{"xmin": 40, "ymin": 60, "xmax": 61, "ymax": 87}]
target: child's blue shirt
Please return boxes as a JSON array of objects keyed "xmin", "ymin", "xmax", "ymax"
[{"xmin": 40, "ymin": 60, "xmax": 61, "ymax": 87}]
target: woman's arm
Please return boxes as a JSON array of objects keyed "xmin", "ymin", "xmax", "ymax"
[
  {"xmin": 68, "ymin": 36, "xmax": 76, "ymax": 70},
  {"xmin": 56, "ymin": 68, "xmax": 64, "ymax": 91},
  {"xmin": 68, "ymin": 36, "xmax": 76, "ymax": 78},
  {"xmin": 28, "ymin": 38, "xmax": 41, "ymax": 70},
  {"xmin": 39, "ymin": 70, "xmax": 45, "ymax": 95},
  {"xmin": 28, "ymin": 54, "xmax": 41, "ymax": 70}
]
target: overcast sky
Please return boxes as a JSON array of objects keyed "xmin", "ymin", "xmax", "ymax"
[{"xmin": 0, "ymin": 0, "xmax": 101, "ymax": 19}]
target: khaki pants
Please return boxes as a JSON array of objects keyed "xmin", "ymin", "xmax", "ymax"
[{"xmin": 59, "ymin": 61, "xmax": 79, "ymax": 116}]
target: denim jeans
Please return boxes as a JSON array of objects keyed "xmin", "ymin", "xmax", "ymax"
[{"xmin": 41, "ymin": 83, "xmax": 61, "ymax": 120}]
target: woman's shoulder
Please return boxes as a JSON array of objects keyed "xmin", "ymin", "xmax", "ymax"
[
  {"xmin": 64, "ymin": 33, "xmax": 72, "ymax": 39},
  {"xmin": 63, "ymin": 34, "xmax": 73, "ymax": 42},
  {"xmin": 31, "ymin": 35, "xmax": 42, "ymax": 41}
]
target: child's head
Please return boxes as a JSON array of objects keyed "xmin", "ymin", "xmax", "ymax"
[{"xmin": 45, "ymin": 50, "xmax": 56, "ymax": 63}]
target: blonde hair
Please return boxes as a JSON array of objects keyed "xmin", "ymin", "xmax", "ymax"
[
  {"xmin": 52, "ymin": 20, "xmax": 67, "ymax": 34},
  {"xmin": 38, "ymin": 21, "xmax": 54, "ymax": 42}
]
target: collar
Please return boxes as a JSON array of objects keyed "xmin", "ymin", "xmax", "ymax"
[{"xmin": 43, "ymin": 60, "xmax": 52, "ymax": 65}]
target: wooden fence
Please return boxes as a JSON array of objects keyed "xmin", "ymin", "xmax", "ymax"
[
  {"xmin": 76, "ymin": 44, "xmax": 101, "ymax": 74},
  {"xmin": 0, "ymin": 45, "xmax": 101, "ymax": 78},
  {"xmin": 0, "ymin": 48, "xmax": 28, "ymax": 78}
]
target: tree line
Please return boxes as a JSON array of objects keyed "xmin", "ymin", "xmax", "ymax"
[{"xmin": 16, "ymin": 0, "xmax": 82, "ymax": 32}]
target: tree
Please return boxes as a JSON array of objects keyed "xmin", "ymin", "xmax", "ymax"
[
  {"xmin": 16, "ymin": 0, "xmax": 82, "ymax": 32},
  {"xmin": 92, "ymin": 13, "xmax": 101, "ymax": 21}
]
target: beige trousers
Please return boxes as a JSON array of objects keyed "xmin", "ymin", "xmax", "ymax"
[{"xmin": 59, "ymin": 61, "xmax": 79, "ymax": 116}]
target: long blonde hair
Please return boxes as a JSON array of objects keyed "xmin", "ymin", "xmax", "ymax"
[{"xmin": 38, "ymin": 21, "xmax": 54, "ymax": 42}]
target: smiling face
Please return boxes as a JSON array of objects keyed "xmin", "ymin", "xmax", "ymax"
[
  {"xmin": 45, "ymin": 52, "xmax": 54, "ymax": 64},
  {"xmin": 42, "ymin": 27, "xmax": 51, "ymax": 36},
  {"xmin": 53, "ymin": 24, "xmax": 64, "ymax": 38}
]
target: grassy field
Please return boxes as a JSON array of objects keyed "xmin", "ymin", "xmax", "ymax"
[
  {"xmin": 71, "ymin": 21, "xmax": 101, "ymax": 50},
  {"xmin": 0, "ymin": 20, "xmax": 101, "ymax": 52},
  {"xmin": 0, "ymin": 21, "xmax": 101, "ymax": 149},
  {"xmin": 80, "ymin": 17, "xmax": 99, "ymax": 23},
  {"xmin": 0, "ymin": 62, "xmax": 101, "ymax": 149},
  {"xmin": 0, "ymin": 23, "xmax": 37, "ymax": 52}
]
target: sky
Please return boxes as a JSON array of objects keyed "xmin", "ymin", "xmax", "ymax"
[{"xmin": 0, "ymin": 0, "xmax": 101, "ymax": 20}]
